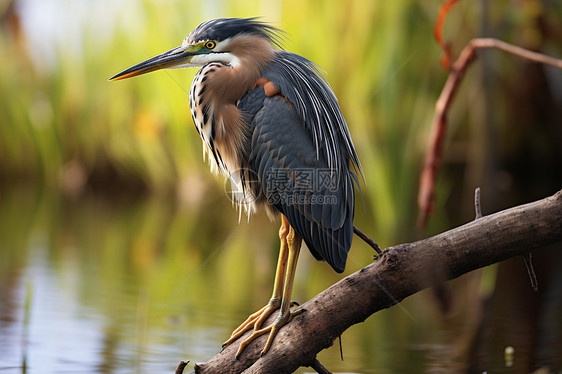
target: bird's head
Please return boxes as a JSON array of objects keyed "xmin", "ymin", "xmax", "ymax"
[{"xmin": 108, "ymin": 17, "xmax": 282, "ymax": 81}]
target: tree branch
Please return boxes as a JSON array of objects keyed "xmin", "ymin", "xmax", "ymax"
[
  {"xmin": 417, "ymin": 38, "xmax": 562, "ymax": 227},
  {"xmin": 182, "ymin": 189, "xmax": 562, "ymax": 373}
]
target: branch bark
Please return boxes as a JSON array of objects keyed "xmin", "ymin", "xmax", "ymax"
[{"xmin": 182, "ymin": 189, "xmax": 562, "ymax": 373}]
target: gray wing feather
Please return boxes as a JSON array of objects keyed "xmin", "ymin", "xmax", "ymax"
[
  {"xmin": 249, "ymin": 95, "xmax": 353, "ymax": 273},
  {"xmin": 239, "ymin": 51, "xmax": 361, "ymax": 273},
  {"xmin": 262, "ymin": 51, "xmax": 362, "ymax": 180}
]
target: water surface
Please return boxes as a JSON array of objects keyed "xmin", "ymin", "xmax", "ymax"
[{"xmin": 1, "ymin": 185, "xmax": 560, "ymax": 373}]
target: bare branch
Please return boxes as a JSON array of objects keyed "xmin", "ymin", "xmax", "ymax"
[
  {"xmin": 309, "ymin": 358, "xmax": 332, "ymax": 374},
  {"xmin": 187, "ymin": 189, "xmax": 562, "ymax": 374},
  {"xmin": 417, "ymin": 39, "xmax": 562, "ymax": 227},
  {"xmin": 471, "ymin": 38, "xmax": 562, "ymax": 69},
  {"xmin": 354, "ymin": 225, "xmax": 382, "ymax": 254},
  {"xmin": 523, "ymin": 253, "xmax": 539, "ymax": 292},
  {"xmin": 474, "ymin": 187, "xmax": 482, "ymax": 219}
]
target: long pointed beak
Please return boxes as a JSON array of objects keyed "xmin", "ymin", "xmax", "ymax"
[{"xmin": 108, "ymin": 45, "xmax": 198, "ymax": 81}]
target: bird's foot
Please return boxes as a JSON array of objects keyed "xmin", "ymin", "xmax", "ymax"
[
  {"xmin": 222, "ymin": 300, "xmax": 302, "ymax": 359},
  {"xmin": 235, "ymin": 304, "xmax": 303, "ymax": 359},
  {"xmin": 223, "ymin": 301, "xmax": 280, "ymax": 348}
]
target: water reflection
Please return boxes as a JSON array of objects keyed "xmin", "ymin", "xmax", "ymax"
[
  {"xmin": 0, "ymin": 185, "xmax": 561, "ymax": 373},
  {"xmin": 0, "ymin": 184, "xmax": 242, "ymax": 373}
]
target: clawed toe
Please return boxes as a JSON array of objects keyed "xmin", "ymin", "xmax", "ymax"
[
  {"xmin": 235, "ymin": 307, "xmax": 303, "ymax": 358},
  {"xmin": 223, "ymin": 301, "xmax": 304, "ymax": 358}
]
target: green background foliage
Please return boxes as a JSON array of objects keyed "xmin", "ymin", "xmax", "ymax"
[{"xmin": 1, "ymin": 0, "xmax": 561, "ymax": 372}]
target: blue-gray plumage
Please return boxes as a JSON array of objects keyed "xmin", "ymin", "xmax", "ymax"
[
  {"xmin": 245, "ymin": 88, "xmax": 355, "ymax": 272},
  {"xmin": 108, "ymin": 17, "xmax": 364, "ymax": 358},
  {"xmin": 256, "ymin": 51, "xmax": 360, "ymax": 272}
]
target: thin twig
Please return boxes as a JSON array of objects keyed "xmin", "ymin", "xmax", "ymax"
[
  {"xmin": 523, "ymin": 253, "xmax": 539, "ymax": 292},
  {"xmin": 338, "ymin": 335, "xmax": 343, "ymax": 361},
  {"xmin": 353, "ymin": 225, "xmax": 382, "ymax": 254},
  {"xmin": 471, "ymin": 38, "xmax": 562, "ymax": 69},
  {"xmin": 309, "ymin": 358, "xmax": 333, "ymax": 374},
  {"xmin": 418, "ymin": 38, "xmax": 562, "ymax": 227},
  {"xmin": 175, "ymin": 360, "xmax": 189, "ymax": 374},
  {"xmin": 474, "ymin": 187, "xmax": 482, "ymax": 219}
]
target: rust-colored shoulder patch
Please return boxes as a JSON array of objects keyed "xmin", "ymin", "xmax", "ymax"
[{"xmin": 253, "ymin": 78, "xmax": 281, "ymax": 97}]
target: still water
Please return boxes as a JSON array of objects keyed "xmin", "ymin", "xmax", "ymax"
[{"xmin": 1, "ymin": 185, "xmax": 560, "ymax": 373}]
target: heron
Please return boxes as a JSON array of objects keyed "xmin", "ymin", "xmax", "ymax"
[{"xmin": 109, "ymin": 17, "xmax": 376, "ymax": 358}]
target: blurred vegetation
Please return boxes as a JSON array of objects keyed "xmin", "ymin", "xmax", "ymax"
[
  {"xmin": 1, "ymin": 0, "xmax": 562, "ymax": 371},
  {"xmin": 0, "ymin": 0, "xmax": 431, "ymax": 246},
  {"xmin": 1, "ymin": 0, "xmax": 560, "ymax": 241}
]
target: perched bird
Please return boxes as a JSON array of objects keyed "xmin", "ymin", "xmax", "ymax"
[{"xmin": 109, "ymin": 17, "xmax": 364, "ymax": 358}]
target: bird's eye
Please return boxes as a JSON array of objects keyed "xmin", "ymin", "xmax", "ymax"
[{"xmin": 204, "ymin": 41, "xmax": 216, "ymax": 49}]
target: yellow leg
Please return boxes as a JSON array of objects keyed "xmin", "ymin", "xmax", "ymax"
[
  {"xmin": 232, "ymin": 221, "xmax": 303, "ymax": 358},
  {"xmin": 259, "ymin": 224, "xmax": 303, "ymax": 356},
  {"xmin": 222, "ymin": 215, "xmax": 291, "ymax": 348}
]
